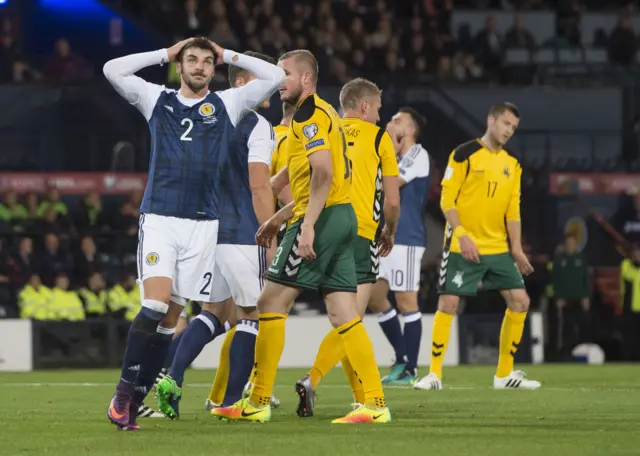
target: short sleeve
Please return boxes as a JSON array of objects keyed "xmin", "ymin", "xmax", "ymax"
[
  {"xmin": 247, "ymin": 115, "xmax": 275, "ymax": 166},
  {"xmin": 294, "ymin": 111, "xmax": 331, "ymax": 157},
  {"xmin": 378, "ymin": 131, "xmax": 399, "ymax": 177},
  {"xmin": 399, "ymin": 147, "xmax": 430, "ymax": 184}
]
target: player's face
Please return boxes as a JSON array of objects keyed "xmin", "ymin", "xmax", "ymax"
[
  {"xmin": 362, "ymin": 95, "xmax": 382, "ymax": 124},
  {"xmin": 489, "ymin": 111, "xmax": 519, "ymax": 146},
  {"xmin": 388, "ymin": 112, "xmax": 413, "ymax": 143},
  {"xmin": 278, "ymin": 58, "xmax": 304, "ymax": 105},
  {"xmin": 178, "ymin": 47, "xmax": 215, "ymax": 93}
]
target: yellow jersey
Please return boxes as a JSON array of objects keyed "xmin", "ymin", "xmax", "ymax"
[
  {"xmin": 271, "ymin": 124, "xmax": 289, "ymax": 178},
  {"xmin": 341, "ymin": 117, "xmax": 398, "ymax": 240},
  {"xmin": 440, "ymin": 139, "xmax": 522, "ymax": 255},
  {"xmin": 288, "ymin": 93, "xmax": 350, "ymax": 222}
]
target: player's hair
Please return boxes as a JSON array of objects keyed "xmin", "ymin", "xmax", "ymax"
[
  {"xmin": 282, "ymin": 101, "xmax": 296, "ymax": 119},
  {"xmin": 278, "ymin": 49, "xmax": 319, "ymax": 84},
  {"xmin": 339, "ymin": 78, "xmax": 381, "ymax": 110},
  {"xmin": 398, "ymin": 107, "xmax": 427, "ymax": 140},
  {"xmin": 177, "ymin": 36, "xmax": 216, "ymax": 63},
  {"xmin": 489, "ymin": 102, "xmax": 520, "ymax": 119},
  {"xmin": 228, "ymin": 51, "xmax": 276, "ymax": 87}
]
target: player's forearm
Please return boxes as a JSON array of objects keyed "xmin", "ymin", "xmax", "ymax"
[
  {"xmin": 304, "ymin": 166, "xmax": 332, "ymax": 227},
  {"xmin": 383, "ymin": 199, "xmax": 400, "ymax": 234},
  {"xmin": 277, "ymin": 185, "xmax": 293, "ymax": 206},
  {"xmin": 223, "ymin": 50, "xmax": 285, "ymax": 84},
  {"xmin": 251, "ymin": 184, "xmax": 276, "ymax": 227},
  {"xmin": 506, "ymin": 220, "xmax": 523, "ymax": 252},
  {"xmin": 275, "ymin": 201, "xmax": 295, "ymax": 224},
  {"xmin": 103, "ymin": 49, "xmax": 168, "ymax": 83},
  {"xmin": 270, "ymin": 167, "xmax": 290, "ymax": 197},
  {"xmin": 443, "ymin": 208, "xmax": 468, "ymax": 239}
]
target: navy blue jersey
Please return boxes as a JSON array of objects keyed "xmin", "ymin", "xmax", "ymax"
[
  {"xmin": 102, "ymin": 48, "xmax": 285, "ymax": 221},
  {"xmin": 395, "ymin": 144, "xmax": 431, "ymax": 247},
  {"xmin": 142, "ymin": 90, "xmax": 233, "ymax": 219},
  {"xmin": 217, "ymin": 111, "xmax": 275, "ymax": 245}
]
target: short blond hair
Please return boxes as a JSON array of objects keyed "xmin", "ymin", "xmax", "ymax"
[
  {"xmin": 279, "ymin": 49, "xmax": 319, "ymax": 84},
  {"xmin": 339, "ymin": 78, "xmax": 382, "ymax": 110}
]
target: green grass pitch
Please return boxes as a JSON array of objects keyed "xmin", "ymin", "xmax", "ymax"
[{"xmin": 2, "ymin": 365, "xmax": 639, "ymax": 456}]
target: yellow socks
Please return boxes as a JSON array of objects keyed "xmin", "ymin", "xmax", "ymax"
[
  {"xmin": 429, "ymin": 311, "xmax": 453, "ymax": 379},
  {"xmin": 250, "ymin": 313, "xmax": 287, "ymax": 407},
  {"xmin": 208, "ymin": 326, "xmax": 235, "ymax": 404},
  {"xmin": 496, "ymin": 309, "xmax": 527, "ymax": 378},
  {"xmin": 309, "ymin": 328, "xmax": 345, "ymax": 389},
  {"xmin": 341, "ymin": 355, "xmax": 365, "ymax": 404},
  {"xmin": 338, "ymin": 317, "xmax": 386, "ymax": 409}
]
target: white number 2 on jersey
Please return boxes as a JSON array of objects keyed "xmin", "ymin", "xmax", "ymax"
[{"xmin": 180, "ymin": 118, "xmax": 194, "ymax": 142}]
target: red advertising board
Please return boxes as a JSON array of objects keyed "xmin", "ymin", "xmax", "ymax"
[
  {"xmin": 0, "ymin": 173, "xmax": 148, "ymax": 195},
  {"xmin": 549, "ymin": 173, "xmax": 640, "ymax": 195}
]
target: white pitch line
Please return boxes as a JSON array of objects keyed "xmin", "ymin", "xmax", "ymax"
[{"xmin": 2, "ymin": 382, "xmax": 639, "ymax": 392}]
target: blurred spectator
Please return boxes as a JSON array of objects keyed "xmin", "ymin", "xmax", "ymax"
[
  {"xmin": 8, "ymin": 237, "xmax": 36, "ymax": 288},
  {"xmin": 179, "ymin": 0, "xmax": 206, "ymax": 36},
  {"xmin": 51, "ymin": 273, "xmax": 85, "ymax": 321},
  {"xmin": 18, "ymin": 274, "xmax": 53, "ymax": 320},
  {"xmin": 619, "ymin": 243, "xmax": 640, "ymax": 361},
  {"xmin": 44, "ymin": 38, "xmax": 92, "ymax": 83},
  {"xmin": 475, "ymin": 16, "xmax": 503, "ymax": 81},
  {"xmin": 108, "ymin": 272, "xmax": 140, "ymax": 321},
  {"xmin": 0, "ymin": 238, "xmax": 11, "ymax": 303},
  {"xmin": 24, "ymin": 192, "xmax": 39, "ymax": 220},
  {"xmin": 12, "ymin": 60, "xmax": 40, "ymax": 83},
  {"xmin": 78, "ymin": 271, "xmax": 108, "ymax": 318},
  {"xmin": 73, "ymin": 235, "xmax": 105, "ymax": 287},
  {"xmin": 37, "ymin": 186, "xmax": 68, "ymax": 218},
  {"xmin": 548, "ymin": 234, "xmax": 591, "ymax": 360},
  {"xmin": 210, "ymin": 20, "xmax": 240, "ymax": 50},
  {"xmin": 608, "ymin": 14, "xmax": 637, "ymax": 66},
  {"xmin": 0, "ymin": 31, "xmax": 19, "ymax": 82},
  {"xmin": 38, "ymin": 233, "xmax": 73, "ymax": 287},
  {"xmin": 75, "ymin": 190, "xmax": 106, "ymax": 234},
  {"xmin": 0, "ymin": 191, "xmax": 28, "ymax": 229},
  {"xmin": 505, "ymin": 13, "xmax": 536, "ymax": 50}
]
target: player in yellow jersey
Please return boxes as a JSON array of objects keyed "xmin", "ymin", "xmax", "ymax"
[
  {"xmin": 212, "ymin": 50, "xmax": 390, "ymax": 424},
  {"xmin": 413, "ymin": 102, "xmax": 541, "ymax": 391},
  {"xmin": 205, "ymin": 101, "xmax": 295, "ymax": 412},
  {"xmin": 294, "ymin": 78, "xmax": 401, "ymax": 416}
]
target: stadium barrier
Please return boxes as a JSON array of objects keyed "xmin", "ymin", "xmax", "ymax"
[{"xmin": 0, "ymin": 313, "xmax": 544, "ymax": 372}]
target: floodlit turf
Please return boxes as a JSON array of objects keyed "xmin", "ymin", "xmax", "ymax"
[{"xmin": 2, "ymin": 365, "xmax": 640, "ymax": 456}]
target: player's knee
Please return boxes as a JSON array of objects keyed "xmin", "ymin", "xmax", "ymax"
[
  {"xmin": 437, "ymin": 295, "xmax": 459, "ymax": 314},
  {"xmin": 237, "ymin": 306, "xmax": 259, "ymax": 321},
  {"xmin": 396, "ymin": 292, "xmax": 419, "ymax": 313},
  {"xmin": 509, "ymin": 291, "xmax": 530, "ymax": 313},
  {"xmin": 141, "ymin": 299, "xmax": 169, "ymax": 320}
]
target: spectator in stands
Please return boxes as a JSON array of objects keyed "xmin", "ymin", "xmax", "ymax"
[
  {"xmin": 37, "ymin": 185, "xmax": 68, "ymax": 219},
  {"xmin": 24, "ymin": 191, "xmax": 39, "ymax": 220},
  {"xmin": 0, "ymin": 238, "xmax": 12, "ymax": 306},
  {"xmin": 505, "ymin": 13, "xmax": 536, "ymax": 50},
  {"xmin": 179, "ymin": 0, "xmax": 206, "ymax": 37},
  {"xmin": 44, "ymin": 38, "xmax": 92, "ymax": 83},
  {"xmin": 8, "ymin": 237, "xmax": 36, "ymax": 289},
  {"xmin": 38, "ymin": 232, "xmax": 73, "ymax": 287},
  {"xmin": 475, "ymin": 16, "xmax": 503, "ymax": 81},
  {"xmin": 108, "ymin": 272, "xmax": 140, "ymax": 321},
  {"xmin": 51, "ymin": 273, "xmax": 85, "ymax": 321},
  {"xmin": 0, "ymin": 30, "xmax": 19, "ymax": 83},
  {"xmin": 12, "ymin": 60, "xmax": 40, "ymax": 83},
  {"xmin": 73, "ymin": 235, "xmax": 105, "ymax": 287},
  {"xmin": 608, "ymin": 13, "xmax": 637, "ymax": 66},
  {"xmin": 79, "ymin": 271, "xmax": 108, "ymax": 318},
  {"xmin": 619, "ymin": 243, "xmax": 640, "ymax": 361},
  {"xmin": 0, "ymin": 191, "xmax": 28, "ymax": 228},
  {"xmin": 75, "ymin": 190, "xmax": 106, "ymax": 234},
  {"xmin": 18, "ymin": 273, "xmax": 53, "ymax": 320},
  {"xmin": 549, "ymin": 233, "xmax": 591, "ymax": 360}
]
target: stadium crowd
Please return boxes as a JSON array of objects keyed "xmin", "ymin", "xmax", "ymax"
[
  {"xmin": 0, "ymin": 187, "xmax": 144, "ymax": 321},
  {"xmin": 2, "ymin": 1, "xmax": 640, "ymax": 84}
]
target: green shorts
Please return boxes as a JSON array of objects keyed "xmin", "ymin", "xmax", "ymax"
[
  {"xmin": 437, "ymin": 252, "xmax": 525, "ymax": 296},
  {"xmin": 355, "ymin": 235, "xmax": 379, "ymax": 285},
  {"xmin": 267, "ymin": 203, "xmax": 357, "ymax": 293}
]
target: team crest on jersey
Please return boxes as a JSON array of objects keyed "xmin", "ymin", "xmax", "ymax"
[
  {"xmin": 199, "ymin": 103, "xmax": 215, "ymax": 117},
  {"xmin": 145, "ymin": 252, "xmax": 160, "ymax": 266},
  {"xmin": 503, "ymin": 167, "xmax": 510, "ymax": 177},
  {"xmin": 302, "ymin": 123, "xmax": 318, "ymax": 139}
]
